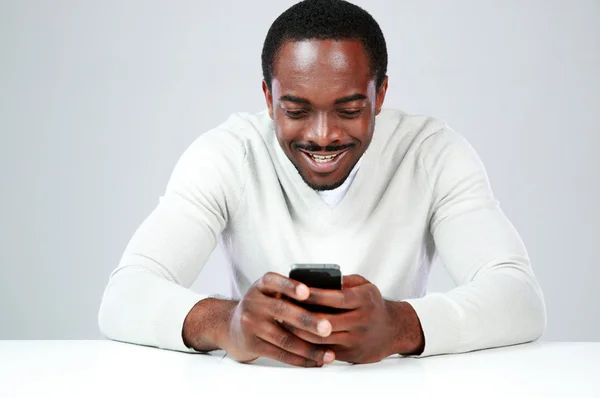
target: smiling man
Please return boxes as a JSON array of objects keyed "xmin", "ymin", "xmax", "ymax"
[{"xmin": 98, "ymin": 0, "xmax": 546, "ymax": 367}]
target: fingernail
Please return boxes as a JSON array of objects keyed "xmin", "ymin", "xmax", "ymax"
[
  {"xmin": 323, "ymin": 351, "xmax": 335, "ymax": 364},
  {"xmin": 296, "ymin": 284, "xmax": 309, "ymax": 300},
  {"xmin": 317, "ymin": 320, "xmax": 331, "ymax": 336}
]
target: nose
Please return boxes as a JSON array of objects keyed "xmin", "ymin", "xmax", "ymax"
[{"xmin": 305, "ymin": 113, "xmax": 343, "ymax": 148}]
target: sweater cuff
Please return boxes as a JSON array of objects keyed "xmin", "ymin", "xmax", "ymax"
[
  {"xmin": 153, "ymin": 289, "xmax": 209, "ymax": 353},
  {"xmin": 403, "ymin": 293, "xmax": 463, "ymax": 357}
]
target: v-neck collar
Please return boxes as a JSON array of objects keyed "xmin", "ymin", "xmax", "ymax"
[{"xmin": 316, "ymin": 154, "xmax": 363, "ymax": 207}]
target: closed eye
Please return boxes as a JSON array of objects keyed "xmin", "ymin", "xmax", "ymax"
[
  {"xmin": 283, "ymin": 109, "xmax": 308, "ymax": 119},
  {"xmin": 339, "ymin": 109, "xmax": 363, "ymax": 118}
]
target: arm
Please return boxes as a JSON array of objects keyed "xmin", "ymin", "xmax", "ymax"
[
  {"xmin": 403, "ymin": 127, "xmax": 547, "ymax": 357},
  {"xmin": 98, "ymin": 127, "xmax": 247, "ymax": 352}
]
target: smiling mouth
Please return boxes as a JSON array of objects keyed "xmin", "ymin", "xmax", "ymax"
[
  {"xmin": 298, "ymin": 148, "xmax": 351, "ymax": 174},
  {"xmin": 301, "ymin": 150, "xmax": 347, "ymax": 163}
]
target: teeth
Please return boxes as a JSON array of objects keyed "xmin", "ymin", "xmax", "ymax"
[{"xmin": 310, "ymin": 153, "xmax": 337, "ymax": 163}]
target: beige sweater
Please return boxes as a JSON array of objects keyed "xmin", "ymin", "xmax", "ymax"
[{"xmin": 98, "ymin": 108, "xmax": 547, "ymax": 357}]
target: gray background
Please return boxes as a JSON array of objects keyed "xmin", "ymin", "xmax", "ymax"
[{"xmin": 1, "ymin": 0, "xmax": 598, "ymax": 341}]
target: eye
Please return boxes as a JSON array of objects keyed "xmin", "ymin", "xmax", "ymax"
[
  {"xmin": 339, "ymin": 109, "xmax": 363, "ymax": 118},
  {"xmin": 283, "ymin": 109, "xmax": 308, "ymax": 119}
]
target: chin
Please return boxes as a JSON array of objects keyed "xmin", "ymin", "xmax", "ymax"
[
  {"xmin": 308, "ymin": 181, "xmax": 345, "ymax": 191},
  {"xmin": 300, "ymin": 171, "xmax": 352, "ymax": 191}
]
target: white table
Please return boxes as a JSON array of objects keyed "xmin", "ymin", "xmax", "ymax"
[{"xmin": 0, "ymin": 340, "xmax": 598, "ymax": 397}]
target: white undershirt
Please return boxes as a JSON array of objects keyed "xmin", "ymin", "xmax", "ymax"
[{"xmin": 316, "ymin": 156, "xmax": 362, "ymax": 207}]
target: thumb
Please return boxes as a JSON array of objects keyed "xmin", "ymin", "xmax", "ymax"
[{"xmin": 342, "ymin": 274, "xmax": 370, "ymax": 289}]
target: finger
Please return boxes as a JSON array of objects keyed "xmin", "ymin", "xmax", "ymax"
[
  {"xmin": 254, "ymin": 339, "xmax": 322, "ymax": 368},
  {"xmin": 303, "ymin": 285, "xmax": 366, "ymax": 310},
  {"xmin": 283, "ymin": 323, "xmax": 350, "ymax": 346},
  {"xmin": 327, "ymin": 347, "xmax": 356, "ymax": 364},
  {"xmin": 264, "ymin": 296, "xmax": 333, "ymax": 337},
  {"xmin": 260, "ymin": 322, "xmax": 335, "ymax": 364},
  {"xmin": 327, "ymin": 310, "xmax": 365, "ymax": 333},
  {"xmin": 342, "ymin": 274, "xmax": 370, "ymax": 289},
  {"xmin": 255, "ymin": 272, "xmax": 310, "ymax": 301}
]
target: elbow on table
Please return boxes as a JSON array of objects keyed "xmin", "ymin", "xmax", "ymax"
[
  {"xmin": 96, "ymin": 269, "xmax": 139, "ymax": 344},
  {"xmin": 516, "ymin": 275, "xmax": 548, "ymax": 345},
  {"xmin": 97, "ymin": 281, "xmax": 121, "ymax": 342}
]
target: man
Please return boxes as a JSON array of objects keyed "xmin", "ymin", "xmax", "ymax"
[{"xmin": 98, "ymin": 0, "xmax": 546, "ymax": 367}]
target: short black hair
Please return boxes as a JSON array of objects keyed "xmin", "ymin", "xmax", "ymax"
[{"xmin": 261, "ymin": 0, "xmax": 388, "ymax": 92}]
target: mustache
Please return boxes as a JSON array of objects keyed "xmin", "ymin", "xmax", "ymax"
[{"xmin": 293, "ymin": 143, "xmax": 354, "ymax": 152}]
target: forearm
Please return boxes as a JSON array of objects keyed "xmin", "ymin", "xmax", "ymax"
[
  {"xmin": 404, "ymin": 265, "xmax": 547, "ymax": 357},
  {"xmin": 182, "ymin": 298, "xmax": 238, "ymax": 351},
  {"xmin": 98, "ymin": 267, "xmax": 208, "ymax": 352}
]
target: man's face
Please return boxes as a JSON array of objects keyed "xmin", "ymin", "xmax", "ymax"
[{"xmin": 263, "ymin": 39, "xmax": 388, "ymax": 191}]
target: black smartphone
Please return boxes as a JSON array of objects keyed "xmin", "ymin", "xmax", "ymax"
[{"xmin": 288, "ymin": 264, "xmax": 343, "ymax": 314}]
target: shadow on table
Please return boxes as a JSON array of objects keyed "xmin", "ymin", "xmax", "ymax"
[
  {"xmin": 220, "ymin": 341, "xmax": 548, "ymax": 371},
  {"xmin": 223, "ymin": 353, "xmax": 425, "ymax": 372}
]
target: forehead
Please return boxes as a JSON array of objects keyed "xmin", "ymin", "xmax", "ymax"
[{"xmin": 272, "ymin": 39, "xmax": 373, "ymax": 99}]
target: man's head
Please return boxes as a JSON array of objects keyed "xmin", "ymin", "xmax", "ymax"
[{"xmin": 261, "ymin": 0, "xmax": 388, "ymax": 191}]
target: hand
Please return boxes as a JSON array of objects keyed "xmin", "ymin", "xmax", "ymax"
[
  {"xmin": 285, "ymin": 274, "xmax": 425, "ymax": 364},
  {"xmin": 220, "ymin": 272, "xmax": 336, "ymax": 367}
]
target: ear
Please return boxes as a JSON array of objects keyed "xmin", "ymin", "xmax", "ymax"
[
  {"xmin": 262, "ymin": 80, "xmax": 274, "ymax": 119},
  {"xmin": 375, "ymin": 76, "xmax": 389, "ymax": 115}
]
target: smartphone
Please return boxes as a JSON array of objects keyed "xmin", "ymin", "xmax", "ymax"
[{"xmin": 288, "ymin": 264, "xmax": 342, "ymax": 314}]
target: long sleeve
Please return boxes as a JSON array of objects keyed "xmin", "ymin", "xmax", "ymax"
[
  {"xmin": 98, "ymin": 126, "xmax": 247, "ymax": 352},
  {"xmin": 404, "ymin": 127, "xmax": 547, "ymax": 357}
]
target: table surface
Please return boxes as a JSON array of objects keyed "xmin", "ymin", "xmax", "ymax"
[{"xmin": 1, "ymin": 340, "xmax": 598, "ymax": 397}]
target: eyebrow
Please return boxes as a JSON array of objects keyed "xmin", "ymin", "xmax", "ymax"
[
  {"xmin": 279, "ymin": 93, "xmax": 368, "ymax": 105},
  {"xmin": 279, "ymin": 95, "xmax": 310, "ymax": 104},
  {"xmin": 334, "ymin": 93, "xmax": 368, "ymax": 104}
]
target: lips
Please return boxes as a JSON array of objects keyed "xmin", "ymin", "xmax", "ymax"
[{"xmin": 298, "ymin": 148, "xmax": 351, "ymax": 174}]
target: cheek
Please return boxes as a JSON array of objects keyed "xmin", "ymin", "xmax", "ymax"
[
  {"xmin": 275, "ymin": 111, "xmax": 312, "ymax": 140},
  {"xmin": 348, "ymin": 116, "xmax": 373, "ymax": 141},
  {"xmin": 275, "ymin": 119, "xmax": 305, "ymax": 144}
]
